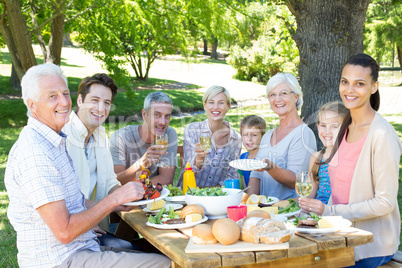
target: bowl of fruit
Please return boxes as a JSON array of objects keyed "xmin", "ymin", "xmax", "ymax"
[{"xmin": 185, "ymin": 187, "xmax": 243, "ymax": 219}]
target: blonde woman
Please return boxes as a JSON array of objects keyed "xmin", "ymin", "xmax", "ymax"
[{"xmin": 178, "ymin": 86, "xmax": 241, "ymax": 187}]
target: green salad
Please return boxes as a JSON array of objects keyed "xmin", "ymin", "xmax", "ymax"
[
  {"xmin": 186, "ymin": 187, "xmax": 227, "ymax": 196},
  {"xmin": 278, "ymin": 198, "xmax": 300, "ymax": 214},
  {"xmin": 165, "ymin": 184, "xmax": 184, "ymax": 197}
]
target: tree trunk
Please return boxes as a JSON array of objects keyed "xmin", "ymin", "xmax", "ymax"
[
  {"xmin": 47, "ymin": 1, "xmax": 65, "ymax": 65},
  {"xmin": 287, "ymin": 0, "xmax": 370, "ymax": 128},
  {"xmin": 0, "ymin": 20, "xmax": 25, "ymax": 80},
  {"xmin": 6, "ymin": 0, "xmax": 37, "ymax": 73},
  {"xmin": 203, "ymin": 38, "xmax": 208, "ymax": 55},
  {"xmin": 63, "ymin": 32, "xmax": 73, "ymax": 46},
  {"xmin": 10, "ymin": 64, "xmax": 21, "ymax": 90},
  {"xmin": 211, "ymin": 37, "xmax": 218, "ymax": 59},
  {"xmin": 397, "ymin": 45, "xmax": 402, "ymax": 71}
]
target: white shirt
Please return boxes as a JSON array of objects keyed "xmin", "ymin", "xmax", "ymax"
[{"xmin": 63, "ymin": 111, "xmax": 120, "ymax": 230}]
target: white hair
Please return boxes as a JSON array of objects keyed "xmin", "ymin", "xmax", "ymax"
[
  {"xmin": 21, "ymin": 63, "xmax": 68, "ymax": 116},
  {"xmin": 202, "ymin": 85, "xmax": 231, "ymax": 106},
  {"xmin": 143, "ymin": 91, "xmax": 173, "ymax": 113},
  {"xmin": 266, "ymin": 73, "xmax": 303, "ymax": 110}
]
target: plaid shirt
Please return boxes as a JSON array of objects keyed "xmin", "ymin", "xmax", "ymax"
[
  {"xmin": 178, "ymin": 119, "xmax": 241, "ymax": 187},
  {"xmin": 5, "ymin": 118, "xmax": 99, "ymax": 268}
]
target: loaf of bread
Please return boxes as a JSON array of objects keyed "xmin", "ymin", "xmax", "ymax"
[{"xmin": 240, "ymin": 217, "xmax": 292, "ymax": 244}]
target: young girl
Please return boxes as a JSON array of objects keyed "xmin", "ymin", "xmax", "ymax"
[
  {"xmin": 307, "ymin": 101, "xmax": 348, "ymax": 204},
  {"xmin": 299, "ymin": 54, "xmax": 401, "ymax": 267}
]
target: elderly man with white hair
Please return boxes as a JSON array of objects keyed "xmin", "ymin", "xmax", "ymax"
[
  {"xmin": 5, "ymin": 63, "xmax": 171, "ymax": 268},
  {"xmin": 247, "ymin": 73, "xmax": 317, "ymax": 199}
]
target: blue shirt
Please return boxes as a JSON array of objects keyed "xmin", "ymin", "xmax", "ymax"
[{"xmin": 239, "ymin": 152, "xmax": 251, "ymax": 186}]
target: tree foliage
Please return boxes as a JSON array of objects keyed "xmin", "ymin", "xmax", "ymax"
[
  {"xmin": 227, "ymin": 3, "xmax": 298, "ymax": 83},
  {"xmin": 76, "ymin": 0, "xmax": 190, "ymax": 84},
  {"xmin": 364, "ymin": 0, "xmax": 402, "ymax": 69}
]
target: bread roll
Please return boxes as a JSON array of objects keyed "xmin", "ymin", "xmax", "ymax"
[
  {"xmin": 180, "ymin": 205, "xmax": 205, "ymax": 218},
  {"xmin": 192, "ymin": 224, "xmax": 217, "ymax": 245},
  {"xmin": 212, "ymin": 218, "xmax": 240, "ymax": 245},
  {"xmin": 247, "ymin": 210, "xmax": 271, "ymax": 219},
  {"xmin": 259, "ymin": 230, "xmax": 294, "ymax": 244}
]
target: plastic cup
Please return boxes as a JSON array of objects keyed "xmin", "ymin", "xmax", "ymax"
[
  {"xmin": 227, "ymin": 205, "xmax": 247, "ymax": 222},
  {"xmin": 224, "ymin": 179, "xmax": 240, "ymax": 189}
]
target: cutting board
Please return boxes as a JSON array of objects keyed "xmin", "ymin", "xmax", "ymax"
[{"xmin": 185, "ymin": 237, "xmax": 289, "ymax": 253}]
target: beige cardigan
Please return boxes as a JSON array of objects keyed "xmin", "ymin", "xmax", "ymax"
[{"xmin": 324, "ymin": 112, "xmax": 402, "ymax": 261}]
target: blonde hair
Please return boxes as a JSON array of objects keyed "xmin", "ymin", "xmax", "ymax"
[
  {"xmin": 202, "ymin": 85, "xmax": 231, "ymax": 107},
  {"xmin": 240, "ymin": 115, "xmax": 267, "ymax": 136},
  {"xmin": 311, "ymin": 101, "xmax": 348, "ymax": 182}
]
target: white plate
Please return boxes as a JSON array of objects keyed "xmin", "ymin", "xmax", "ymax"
[
  {"xmin": 143, "ymin": 203, "xmax": 183, "ymax": 214},
  {"xmin": 146, "ymin": 216, "xmax": 208, "ymax": 229},
  {"xmin": 165, "ymin": 195, "xmax": 186, "ymax": 202},
  {"xmin": 279, "ymin": 209, "xmax": 302, "ymax": 218},
  {"xmin": 260, "ymin": 196, "xmax": 280, "ymax": 205},
  {"xmin": 229, "ymin": 159, "xmax": 267, "ymax": 171},
  {"xmin": 123, "ymin": 188, "xmax": 170, "ymax": 206},
  {"xmin": 291, "ymin": 219, "xmax": 352, "ymax": 234}
]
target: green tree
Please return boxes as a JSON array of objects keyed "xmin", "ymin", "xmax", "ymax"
[
  {"xmin": 77, "ymin": 0, "xmax": 189, "ymax": 82},
  {"xmin": 364, "ymin": 0, "xmax": 402, "ymax": 69},
  {"xmin": 0, "ymin": 0, "xmax": 95, "ymax": 89}
]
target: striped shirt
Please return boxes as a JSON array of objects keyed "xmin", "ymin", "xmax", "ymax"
[{"xmin": 5, "ymin": 117, "xmax": 99, "ymax": 268}]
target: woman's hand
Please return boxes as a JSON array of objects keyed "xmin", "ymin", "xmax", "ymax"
[
  {"xmin": 195, "ymin": 142, "xmax": 209, "ymax": 168},
  {"xmin": 298, "ymin": 197, "xmax": 325, "ymax": 216},
  {"xmin": 255, "ymin": 158, "xmax": 276, "ymax": 172}
]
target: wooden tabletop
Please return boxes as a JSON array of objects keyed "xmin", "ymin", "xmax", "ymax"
[{"xmin": 117, "ymin": 208, "xmax": 373, "ymax": 268}]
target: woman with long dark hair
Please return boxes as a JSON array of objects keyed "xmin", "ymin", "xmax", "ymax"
[{"xmin": 299, "ymin": 54, "xmax": 401, "ymax": 267}]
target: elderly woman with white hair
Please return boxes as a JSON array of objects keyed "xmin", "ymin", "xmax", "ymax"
[
  {"xmin": 247, "ymin": 73, "xmax": 317, "ymax": 199},
  {"xmin": 177, "ymin": 86, "xmax": 242, "ymax": 187}
]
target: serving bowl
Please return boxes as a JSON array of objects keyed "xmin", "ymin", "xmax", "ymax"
[{"xmin": 185, "ymin": 188, "xmax": 243, "ymax": 219}]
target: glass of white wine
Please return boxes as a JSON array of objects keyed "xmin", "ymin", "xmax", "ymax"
[
  {"xmin": 199, "ymin": 131, "xmax": 211, "ymax": 166},
  {"xmin": 155, "ymin": 133, "xmax": 168, "ymax": 167},
  {"xmin": 295, "ymin": 171, "xmax": 313, "ymax": 198}
]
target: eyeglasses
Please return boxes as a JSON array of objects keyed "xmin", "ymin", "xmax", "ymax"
[{"xmin": 268, "ymin": 91, "xmax": 295, "ymax": 99}]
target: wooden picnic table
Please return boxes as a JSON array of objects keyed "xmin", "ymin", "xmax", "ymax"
[{"xmin": 116, "ymin": 208, "xmax": 373, "ymax": 268}]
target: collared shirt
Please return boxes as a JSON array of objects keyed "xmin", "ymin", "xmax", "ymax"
[
  {"xmin": 63, "ymin": 111, "xmax": 120, "ymax": 230},
  {"xmin": 178, "ymin": 119, "xmax": 241, "ymax": 187},
  {"xmin": 5, "ymin": 117, "xmax": 99, "ymax": 268}
]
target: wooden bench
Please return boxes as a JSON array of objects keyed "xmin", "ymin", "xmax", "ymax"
[
  {"xmin": 379, "ymin": 251, "xmax": 402, "ymax": 267},
  {"xmin": 177, "ymin": 145, "xmax": 184, "ymax": 169}
]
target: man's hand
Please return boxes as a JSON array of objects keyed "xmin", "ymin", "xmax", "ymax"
[
  {"xmin": 92, "ymin": 225, "xmax": 106, "ymax": 238},
  {"xmin": 110, "ymin": 181, "xmax": 145, "ymax": 205},
  {"xmin": 137, "ymin": 145, "xmax": 167, "ymax": 168}
]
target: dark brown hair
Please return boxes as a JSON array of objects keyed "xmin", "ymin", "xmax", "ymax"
[
  {"xmin": 311, "ymin": 101, "xmax": 348, "ymax": 182},
  {"xmin": 77, "ymin": 74, "xmax": 118, "ymax": 110},
  {"xmin": 240, "ymin": 115, "xmax": 267, "ymax": 136},
  {"xmin": 325, "ymin": 54, "xmax": 380, "ymax": 164}
]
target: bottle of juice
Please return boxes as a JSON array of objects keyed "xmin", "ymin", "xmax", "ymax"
[{"xmin": 182, "ymin": 162, "xmax": 197, "ymax": 194}]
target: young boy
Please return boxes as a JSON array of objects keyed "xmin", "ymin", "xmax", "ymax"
[{"xmin": 239, "ymin": 115, "xmax": 266, "ymax": 187}]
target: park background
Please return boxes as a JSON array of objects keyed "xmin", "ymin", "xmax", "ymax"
[{"xmin": 0, "ymin": 0, "xmax": 401, "ymax": 267}]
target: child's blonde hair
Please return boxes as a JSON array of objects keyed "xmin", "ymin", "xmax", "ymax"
[
  {"xmin": 312, "ymin": 101, "xmax": 348, "ymax": 182},
  {"xmin": 240, "ymin": 115, "xmax": 267, "ymax": 136}
]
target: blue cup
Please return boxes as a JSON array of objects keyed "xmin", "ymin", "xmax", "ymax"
[{"xmin": 224, "ymin": 179, "xmax": 240, "ymax": 189}]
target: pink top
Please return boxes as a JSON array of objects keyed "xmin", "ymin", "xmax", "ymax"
[{"xmin": 328, "ymin": 132, "xmax": 367, "ymax": 205}]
